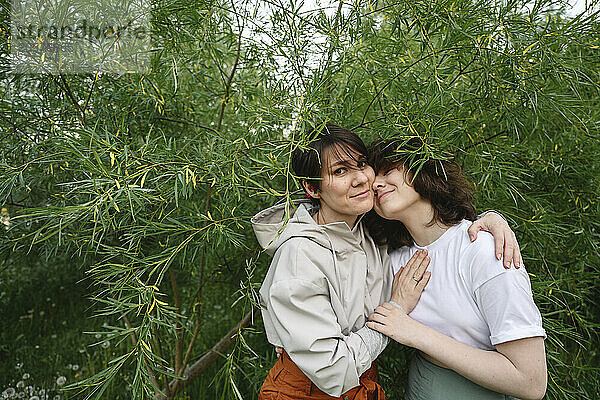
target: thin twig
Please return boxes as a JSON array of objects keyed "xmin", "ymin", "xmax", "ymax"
[
  {"xmin": 463, "ymin": 130, "xmax": 507, "ymax": 150},
  {"xmin": 56, "ymin": 74, "xmax": 86, "ymax": 127},
  {"xmin": 217, "ymin": 0, "xmax": 243, "ymax": 132},
  {"xmin": 321, "ymin": 0, "xmax": 345, "ymax": 101},
  {"xmin": 157, "ymin": 309, "xmax": 256, "ymax": 400},
  {"xmin": 82, "ymin": 73, "xmax": 99, "ymax": 116},
  {"xmin": 123, "ymin": 315, "xmax": 163, "ymax": 397},
  {"xmin": 169, "ymin": 267, "xmax": 183, "ymax": 382},
  {"xmin": 152, "ymin": 325, "xmax": 172, "ymax": 398},
  {"xmin": 155, "ymin": 116, "xmax": 222, "ymax": 136},
  {"xmin": 359, "ymin": 46, "xmax": 480, "ymax": 125}
]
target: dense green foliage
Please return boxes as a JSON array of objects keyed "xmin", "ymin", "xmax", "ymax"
[{"xmin": 1, "ymin": 0, "xmax": 599, "ymax": 399}]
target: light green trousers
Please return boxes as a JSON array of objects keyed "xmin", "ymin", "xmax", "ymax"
[{"xmin": 404, "ymin": 352, "xmax": 520, "ymax": 400}]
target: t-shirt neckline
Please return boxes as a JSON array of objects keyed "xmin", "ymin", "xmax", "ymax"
[{"xmin": 413, "ymin": 220, "xmax": 468, "ymax": 251}]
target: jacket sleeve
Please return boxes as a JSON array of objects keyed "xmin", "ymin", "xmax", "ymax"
[{"xmin": 265, "ymin": 247, "xmax": 374, "ymax": 396}]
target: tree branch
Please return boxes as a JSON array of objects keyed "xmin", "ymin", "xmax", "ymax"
[
  {"xmin": 321, "ymin": 0, "xmax": 345, "ymax": 101},
  {"xmin": 217, "ymin": 1, "xmax": 243, "ymax": 132},
  {"xmin": 463, "ymin": 130, "xmax": 508, "ymax": 150},
  {"xmin": 157, "ymin": 309, "xmax": 256, "ymax": 400},
  {"xmin": 55, "ymin": 74, "xmax": 86, "ymax": 127},
  {"xmin": 359, "ymin": 46, "xmax": 469, "ymax": 125}
]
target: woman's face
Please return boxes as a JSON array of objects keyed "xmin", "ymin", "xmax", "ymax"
[
  {"xmin": 307, "ymin": 144, "xmax": 375, "ymax": 226},
  {"xmin": 372, "ymin": 164, "xmax": 422, "ymax": 220}
]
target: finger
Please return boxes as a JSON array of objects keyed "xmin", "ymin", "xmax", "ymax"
[
  {"xmin": 394, "ymin": 266, "xmax": 405, "ymax": 279},
  {"xmin": 503, "ymin": 234, "xmax": 514, "ymax": 269},
  {"xmin": 513, "ymin": 233, "xmax": 522, "ymax": 269},
  {"xmin": 406, "ymin": 250, "xmax": 427, "ymax": 275},
  {"xmin": 369, "ymin": 313, "xmax": 387, "ymax": 324},
  {"xmin": 393, "ymin": 267, "xmax": 405, "ymax": 285},
  {"xmin": 404, "ymin": 250, "xmax": 424, "ymax": 272},
  {"xmin": 375, "ymin": 305, "xmax": 391, "ymax": 316},
  {"xmin": 415, "ymin": 271, "xmax": 431, "ymax": 292},
  {"xmin": 413, "ymin": 255, "xmax": 431, "ymax": 281},
  {"xmin": 398, "ymin": 262, "xmax": 415, "ymax": 285},
  {"xmin": 467, "ymin": 220, "xmax": 483, "ymax": 242},
  {"xmin": 494, "ymin": 230, "xmax": 505, "ymax": 261},
  {"xmin": 382, "ymin": 302, "xmax": 395, "ymax": 310},
  {"xmin": 366, "ymin": 321, "xmax": 386, "ymax": 334}
]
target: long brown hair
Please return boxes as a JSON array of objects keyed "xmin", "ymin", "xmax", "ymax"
[{"xmin": 364, "ymin": 138, "xmax": 477, "ymax": 250}]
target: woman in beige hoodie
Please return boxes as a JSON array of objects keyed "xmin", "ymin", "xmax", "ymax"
[{"xmin": 252, "ymin": 124, "xmax": 519, "ymax": 400}]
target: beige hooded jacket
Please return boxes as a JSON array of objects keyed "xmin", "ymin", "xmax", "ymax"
[{"xmin": 252, "ymin": 200, "xmax": 393, "ymax": 396}]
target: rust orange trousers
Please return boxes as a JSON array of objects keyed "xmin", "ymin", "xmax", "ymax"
[{"xmin": 258, "ymin": 351, "xmax": 385, "ymax": 400}]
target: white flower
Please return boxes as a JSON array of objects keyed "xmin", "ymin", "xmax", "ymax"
[
  {"xmin": 1, "ymin": 208, "xmax": 10, "ymax": 229},
  {"xmin": 54, "ymin": 396, "xmax": 61, "ymax": 400},
  {"xmin": 101, "ymin": 341, "xmax": 110, "ymax": 349},
  {"xmin": 94, "ymin": 334, "xmax": 102, "ymax": 339},
  {"xmin": 15, "ymin": 363, "xmax": 23, "ymax": 369},
  {"xmin": 71, "ymin": 365, "xmax": 79, "ymax": 371},
  {"xmin": 29, "ymin": 396, "xmax": 39, "ymax": 400},
  {"xmin": 56, "ymin": 376, "xmax": 66, "ymax": 386},
  {"xmin": 3, "ymin": 388, "xmax": 16, "ymax": 397},
  {"xmin": 22, "ymin": 373, "xmax": 30, "ymax": 380},
  {"xmin": 16, "ymin": 381, "xmax": 24, "ymax": 389}
]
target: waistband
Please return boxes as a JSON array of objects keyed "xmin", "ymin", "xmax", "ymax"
[{"xmin": 275, "ymin": 350, "xmax": 383, "ymax": 399}]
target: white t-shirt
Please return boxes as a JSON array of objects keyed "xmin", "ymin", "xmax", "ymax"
[{"xmin": 389, "ymin": 220, "xmax": 546, "ymax": 350}]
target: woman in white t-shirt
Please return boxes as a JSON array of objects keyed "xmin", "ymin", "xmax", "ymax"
[{"xmin": 364, "ymin": 138, "xmax": 547, "ymax": 400}]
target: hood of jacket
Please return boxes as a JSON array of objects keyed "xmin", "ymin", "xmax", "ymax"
[{"xmin": 251, "ymin": 199, "xmax": 365, "ymax": 256}]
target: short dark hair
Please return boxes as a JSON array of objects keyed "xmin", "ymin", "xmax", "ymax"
[
  {"xmin": 291, "ymin": 123, "xmax": 368, "ymax": 205},
  {"xmin": 364, "ymin": 137, "xmax": 477, "ymax": 249}
]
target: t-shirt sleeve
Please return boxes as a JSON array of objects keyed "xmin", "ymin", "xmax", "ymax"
[{"xmin": 468, "ymin": 233, "xmax": 546, "ymax": 345}]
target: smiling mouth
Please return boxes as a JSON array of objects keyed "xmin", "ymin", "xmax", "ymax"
[
  {"xmin": 350, "ymin": 190, "xmax": 371, "ymax": 199},
  {"xmin": 376, "ymin": 190, "xmax": 394, "ymax": 201}
]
